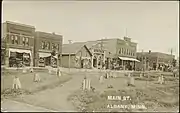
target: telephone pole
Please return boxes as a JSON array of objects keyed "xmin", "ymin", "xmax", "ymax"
[{"xmin": 68, "ymin": 40, "xmax": 72, "ymax": 72}]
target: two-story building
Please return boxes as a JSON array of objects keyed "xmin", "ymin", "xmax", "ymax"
[
  {"xmin": 2, "ymin": 21, "xmax": 35, "ymax": 67},
  {"xmin": 34, "ymin": 31, "xmax": 63, "ymax": 67},
  {"xmin": 101, "ymin": 37, "xmax": 139, "ymax": 70}
]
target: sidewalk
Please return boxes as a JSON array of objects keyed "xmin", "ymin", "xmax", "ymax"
[{"xmin": 1, "ymin": 99, "xmax": 56, "ymax": 112}]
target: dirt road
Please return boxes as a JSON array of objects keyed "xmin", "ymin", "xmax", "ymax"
[
  {"xmin": 1, "ymin": 99, "xmax": 55, "ymax": 112},
  {"xmin": 11, "ymin": 72, "xmax": 87, "ymax": 111}
]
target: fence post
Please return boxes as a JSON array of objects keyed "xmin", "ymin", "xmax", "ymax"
[{"xmin": 12, "ymin": 76, "xmax": 21, "ymax": 89}]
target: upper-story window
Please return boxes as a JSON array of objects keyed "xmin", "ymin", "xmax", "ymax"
[
  {"xmin": 26, "ymin": 37, "xmax": 29, "ymax": 46},
  {"xmin": 15, "ymin": 35, "xmax": 18, "ymax": 44},
  {"xmin": 22, "ymin": 36, "xmax": 29, "ymax": 46},
  {"xmin": 56, "ymin": 44, "xmax": 59, "ymax": 51},
  {"xmin": 119, "ymin": 48, "xmax": 121, "ymax": 54},
  {"xmin": 22, "ymin": 36, "xmax": 25, "ymax": 46},
  {"xmin": 129, "ymin": 50, "xmax": 131, "ymax": 56},
  {"xmin": 52, "ymin": 43, "xmax": 56, "ymax": 50},
  {"xmin": 11, "ymin": 35, "xmax": 15, "ymax": 44},
  {"xmin": 98, "ymin": 43, "xmax": 101, "ymax": 48},
  {"xmin": 41, "ymin": 41, "xmax": 45, "ymax": 49},
  {"xmin": 46, "ymin": 42, "xmax": 50, "ymax": 50}
]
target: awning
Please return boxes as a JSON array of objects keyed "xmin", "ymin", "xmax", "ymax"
[
  {"xmin": 118, "ymin": 56, "xmax": 140, "ymax": 62},
  {"xmin": 9, "ymin": 48, "xmax": 31, "ymax": 56},
  {"xmin": 39, "ymin": 52, "xmax": 51, "ymax": 58},
  {"xmin": 9, "ymin": 48, "xmax": 31, "ymax": 54}
]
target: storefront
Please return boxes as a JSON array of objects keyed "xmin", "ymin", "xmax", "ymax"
[
  {"xmin": 38, "ymin": 52, "xmax": 58, "ymax": 67},
  {"xmin": 74, "ymin": 56, "xmax": 91, "ymax": 69},
  {"xmin": 8, "ymin": 48, "xmax": 32, "ymax": 67},
  {"xmin": 118, "ymin": 56, "xmax": 140, "ymax": 70},
  {"xmin": 1, "ymin": 48, "xmax": 5, "ymax": 65}
]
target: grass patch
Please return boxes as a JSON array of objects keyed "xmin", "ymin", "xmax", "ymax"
[
  {"xmin": 68, "ymin": 83, "xmax": 179, "ymax": 112},
  {"xmin": 1, "ymin": 73, "xmax": 72, "ymax": 99}
]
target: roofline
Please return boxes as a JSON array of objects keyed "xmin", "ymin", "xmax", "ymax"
[
  {"xmin": 84, "ymin": 45, "xmax": 93, "ymax": 56},
  {"xmin": 100, "ymin": 38, "xmax": 137, "ymax": 44},
  {"xmin": 136, "ymin": 52, "xmax": 175, "ymax": 56},
  {"xmin": 5, "ymin": 21, "xmax": 35, "ymax": 29},
  {"xmin": 36, "ymin": 31, "xmax": 62, "ymax": 36}
]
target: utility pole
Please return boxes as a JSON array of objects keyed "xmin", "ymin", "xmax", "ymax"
[
  {"xmin": 125, "ymin": 28, "xmax": 128, "ymax": 37},
  {"xmin": 142, "ymin": 50, "xmax": 146, "ymax": 76},
  {"xmin": 68, "ymin": 40, "xmax": 72, "ymax": 72},
  {"xmin": 99, "ymin": 38, "xmax": 103, "ymax": 78},
  {"xmin": 171, "ymin": 48, "xmax": 173, "ymax": 66}
]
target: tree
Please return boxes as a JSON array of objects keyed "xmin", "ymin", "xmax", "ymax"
[
  {"xmin": 51, "ymin": 50, "xmax": 56, "ymax": 56},
  {"xmin": 172, "ymin": 59, "xmax": 176, "ymax": 67}
]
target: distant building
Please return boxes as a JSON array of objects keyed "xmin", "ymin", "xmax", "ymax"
[
  {"xmin": 2, "ymin": 21, "xmax": 35, "ymax": 67},
  {"xmin": 34, "ymin": 31, "xmax": 63, "ymax": 67},
  {"xmin": 62, "ymin": 41, "xmax": 106, "ymax": 69},
  {"xmin": 176, "ymin": 57, "xmax": 179, "ymax": 67},
  {"xmin": 100, "ymin": 37, "xmax": 139, "ymax": 70},
  {"xmin": 136, "ymin": 52, "xmax": 175, "ymax": 71},
  {"xmin": 61, "ymin": 43, "xmax": 92, "ymax": 68}
]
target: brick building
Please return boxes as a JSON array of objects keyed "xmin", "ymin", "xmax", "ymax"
[
  {"xmin": 136, "ymin": 52, "xmax": 175, "ymax": 71},
  {"xmin": 101, "ymin": 37, "xmax": 139, "ymax": 70},
  {"xmin": 62, "ymin": 43, "xmax": 92, "ymax": 68},
  {"xmin": 2, "ymin": 21, "xmax": 35, "ymax": 67},
  {"xmin": 34, "ymin": 31, "xmax": 63, "ymax": 67}
]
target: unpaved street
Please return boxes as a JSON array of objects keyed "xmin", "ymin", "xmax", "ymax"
[{"xmin": 10, "ymin": 72, "xmax": 87, "ymax": 111}]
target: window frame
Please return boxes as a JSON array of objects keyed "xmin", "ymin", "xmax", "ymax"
[
  {"xmin": 41, "ymin": 41, "xmax": 45, "ymax": 49},
  {"xmin": 25, "ymin": 37, "xmax": 29, "ymax": 46},
  {"xmin": 11, "ymin": 35, "xmax": 15, "ymax": 44}
]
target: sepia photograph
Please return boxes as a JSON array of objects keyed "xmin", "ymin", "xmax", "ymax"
[{"xmin": 1, "ymin": 1, "xmax": 179, "ymax": 112}]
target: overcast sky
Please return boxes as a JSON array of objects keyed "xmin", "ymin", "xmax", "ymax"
[{"xmin": 2, "ymin": 1, "xmax": 179, "ymax": 58}]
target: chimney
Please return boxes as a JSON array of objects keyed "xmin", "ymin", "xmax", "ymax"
[{"xmin": 124, "ymin": 37, "xmax": 131, "ymax": 42}]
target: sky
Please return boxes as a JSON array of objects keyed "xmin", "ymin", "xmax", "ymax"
[{"xmin": 2, "ymin": 1, "xmax": 179, "ymax": 58}]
